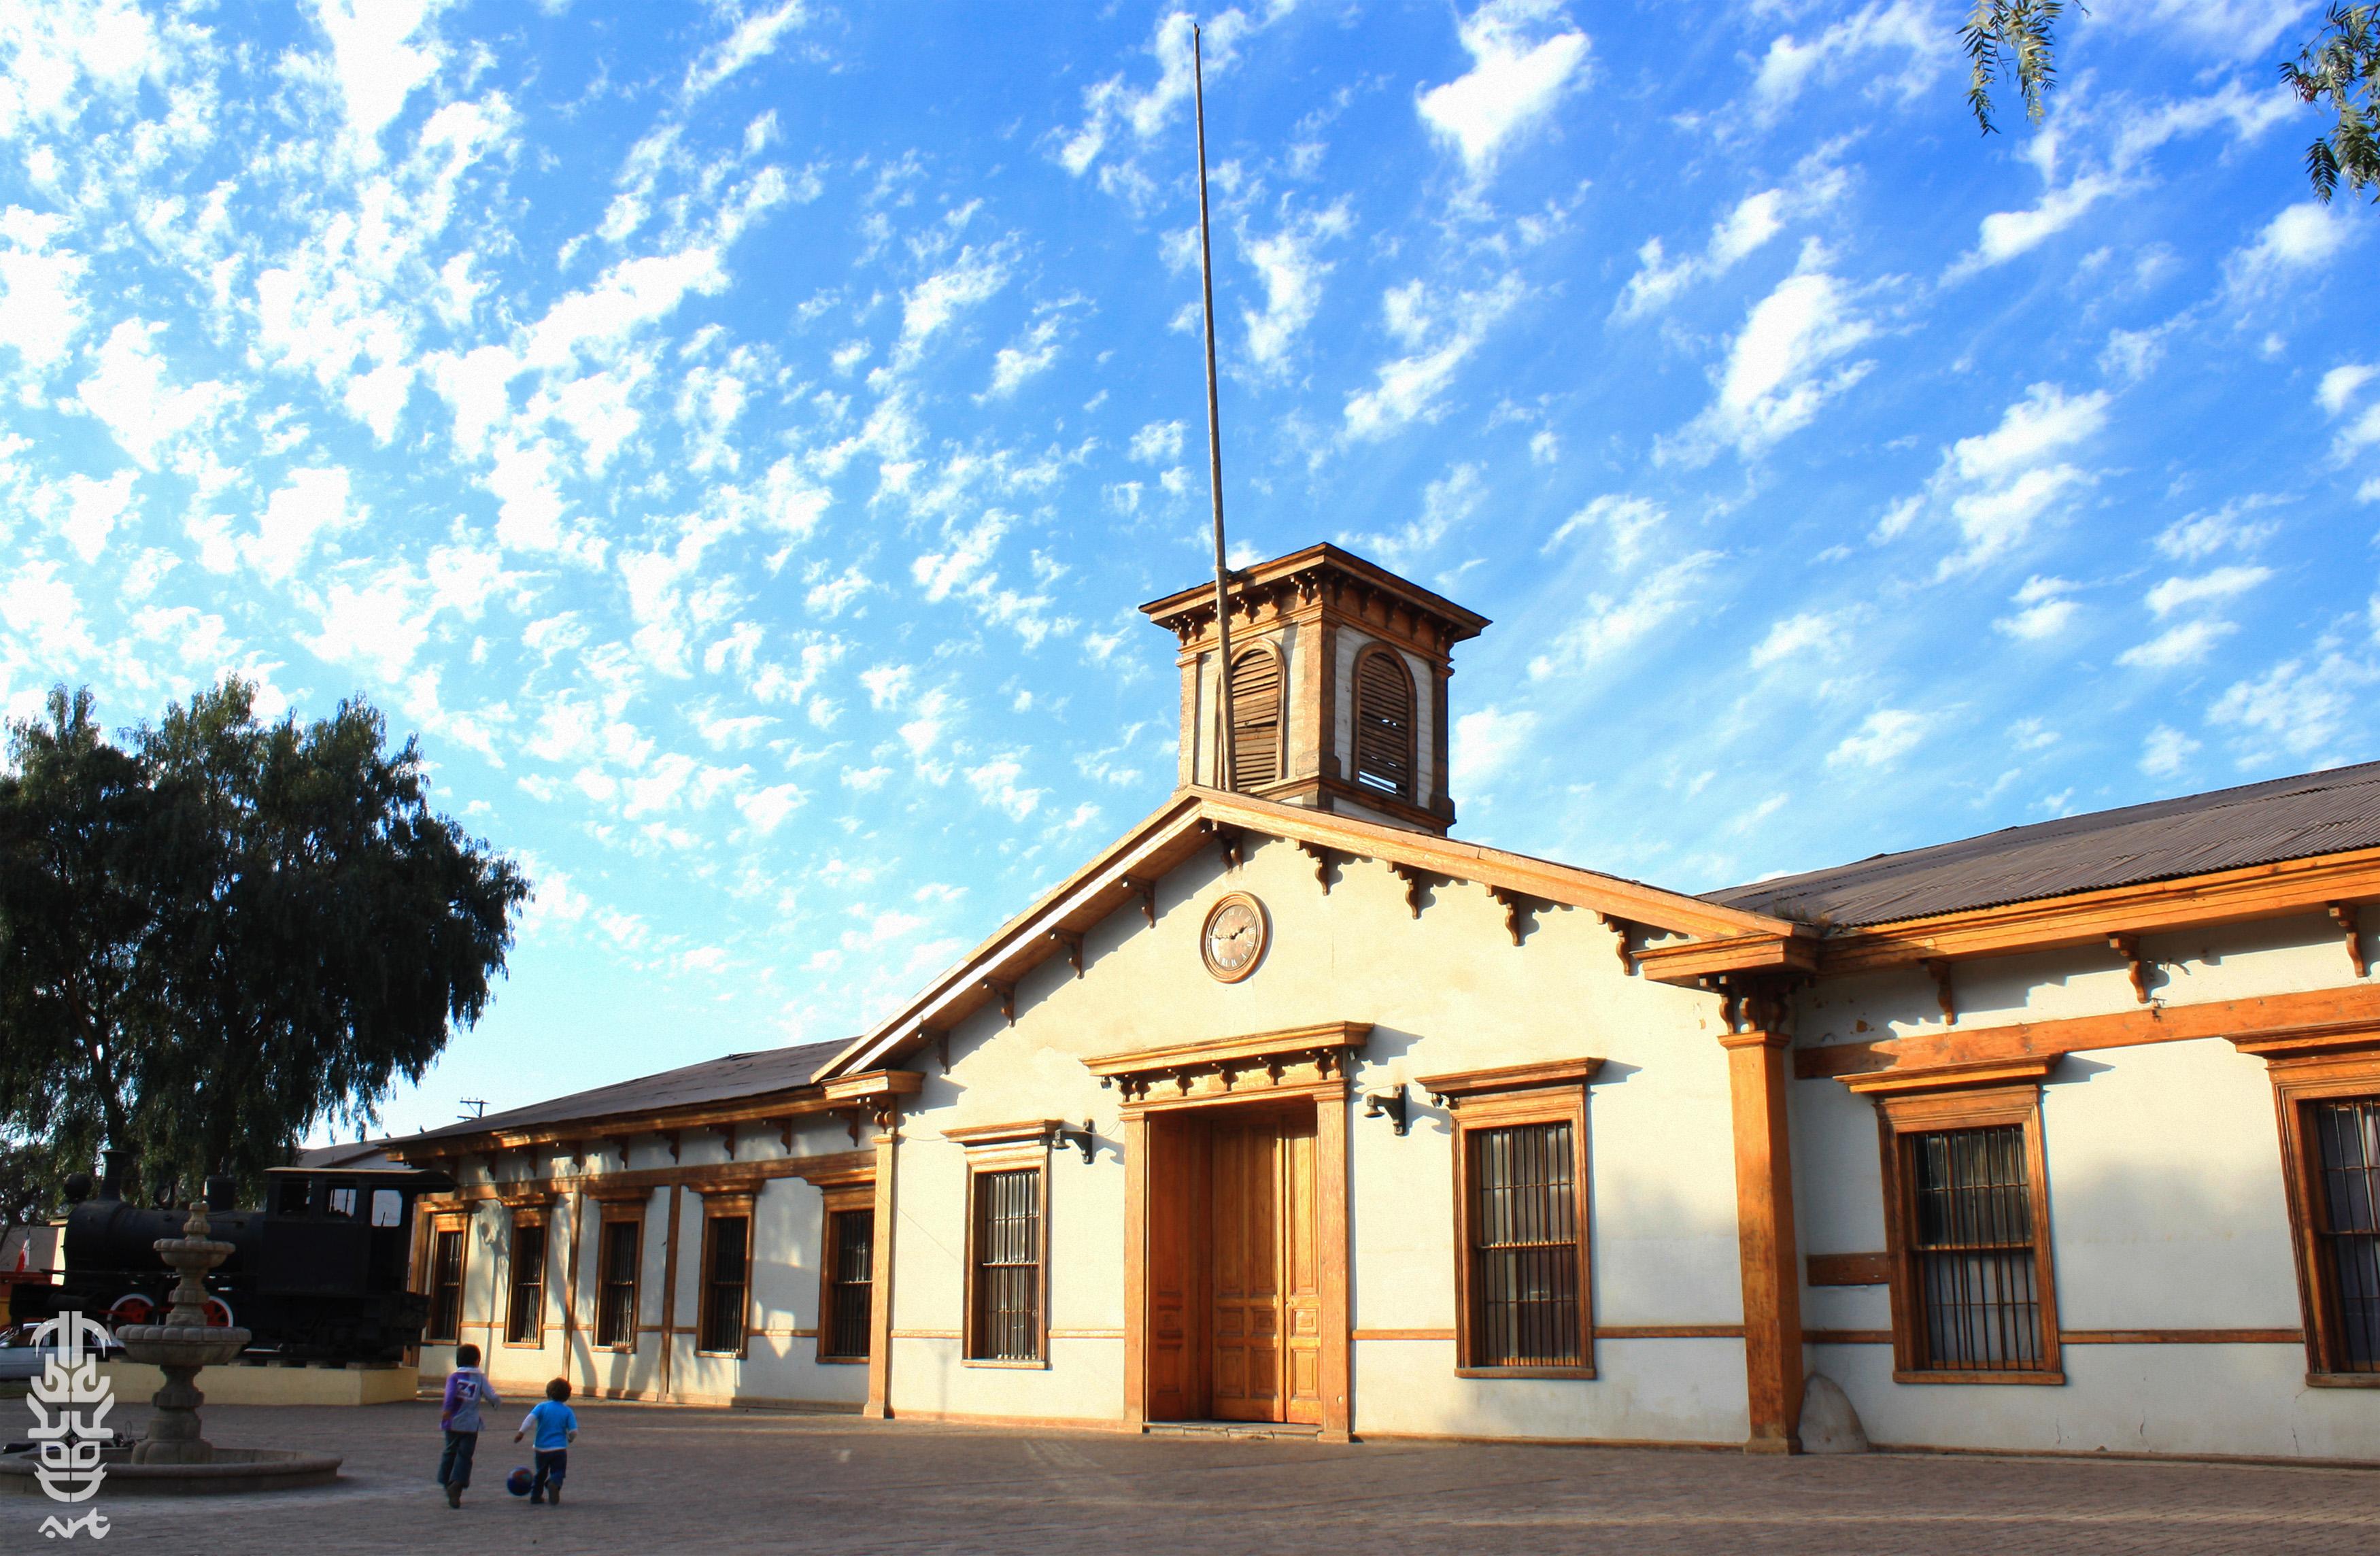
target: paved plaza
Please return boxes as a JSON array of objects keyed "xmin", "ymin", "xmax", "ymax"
[{"xmin": 7, "ymin": 1398, "xmax": 2376, "ymax": 1554}]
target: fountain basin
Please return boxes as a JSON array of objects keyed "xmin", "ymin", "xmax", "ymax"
[
  {"xmin": 112, "ymin": 1324, "xmax": 250, "ymax": 1371},
  {"xmin": 0, "ymin": 1445, "xmax": 341, "ymax": 1496}
]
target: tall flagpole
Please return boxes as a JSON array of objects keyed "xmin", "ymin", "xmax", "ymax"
[{"xmin": 1193, "ymin": 23, "xmax": 1236, "ymax": 795}]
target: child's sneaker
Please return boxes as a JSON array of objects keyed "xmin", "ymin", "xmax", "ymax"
[
  {"xmin": 445, "ymin": 1483, "xmax": 461, "ymax": 1509},
  {"xmin": 549, "ymin": 1487, "xmax": 562, "ymax": 1506}
]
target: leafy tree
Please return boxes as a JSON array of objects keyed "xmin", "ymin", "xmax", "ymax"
[
  {"xmin": 0, "ymin": 680, "xmax": 530, "ymax": 1202},
  {"xmin": 1964, "ymin": 1, "xmax": 2380, "ymax": 203}
]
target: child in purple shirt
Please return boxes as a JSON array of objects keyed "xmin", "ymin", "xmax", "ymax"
[{"xmin": 435, "ymin": 1344, "xmax": 501, "ymax": 1508}]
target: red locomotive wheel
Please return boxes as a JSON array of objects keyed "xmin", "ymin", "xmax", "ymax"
[
  {"xmin": 202, "ymin": 1297, "xmax": 235, "ymax": 1328},
  {"xmin": 107, "ymin": 1294, "xmax": 155, "ymax": 1327}
]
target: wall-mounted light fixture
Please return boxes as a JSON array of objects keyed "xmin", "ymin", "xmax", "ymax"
[
  {"xmin": 1362, "ymin": 1085, "xmax": 1410, "ymax": 1137},
  {"xmin": 1050, "ymin": 1119, "xmax": 1096, "ymax": 1164}
]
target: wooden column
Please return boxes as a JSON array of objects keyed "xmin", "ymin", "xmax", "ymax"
[
  {"xmin": 1721, "ymin": 1026, "xmax": 1803, "ymax": 1453},
  {"xmin": 560, "ymin": 1187, "xmax": 585, "ymax": 1393},
  {"xmin": 657, "ymin": 1185, "xmax": 681, "ymax": 1404},
  {"xmin": 863, "ymin": 1121, "xmax": 900, "ymax": 1419},
  {"xmin": 1316, "ymin": 1079, "xmax": 1353, "ymax": 1442},
  {"xmin": 1119, "ymin": 1110, "xmax": 1151, "ymax": 1431}
]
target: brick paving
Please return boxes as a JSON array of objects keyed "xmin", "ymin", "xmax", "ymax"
[{"xmin": 6, "ymin": 1397, "xmax": 2375, "ymax": 1555}]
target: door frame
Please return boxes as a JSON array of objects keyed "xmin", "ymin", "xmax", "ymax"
[{"xmin": 1116, "ymin": 1041, "xmax": 1355, "ymax": 1440}]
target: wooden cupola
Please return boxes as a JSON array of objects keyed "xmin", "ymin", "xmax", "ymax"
[{"xmin": 1138, "ymin": 543, "xmax": 1491, "ymax": 835}]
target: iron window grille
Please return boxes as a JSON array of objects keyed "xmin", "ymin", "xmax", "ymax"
[
  {"xmin": 2308, "ymin": 1098, "xmax": 2380, "ymax": 1372},
  {"xmin": 426, "ymin": 1227, "xmax": 465, "ymax": 1343},
  {"xmin": 969, "ymin": 1168, "xmax": 1043, "ymax": 1362},
  {"xmin": 505, "ymin": 1221, "xmax": 545, "ymax": 1345},
  {"xmin": 594, "ymin": 1220, "xmax": 640, "ymax": 1349},
  {"xmin": 1905, "ymin": 1125, "xmax": 2046, "ymax": 1372},
  {"xmin": 698, "ymin": 1214, "xmax": 750, "ymax": 1355},
  {"xmin": 1466, "ymin": 1122, "xmax": 1583, "ymax": 1368},
  {"xmin": 823, "ymin": 1208, "xmax": 875, "ymax": 1361}
]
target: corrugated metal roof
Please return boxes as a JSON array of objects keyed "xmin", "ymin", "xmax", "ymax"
[
  {"xmin": 403, "ymin": 1038, "xmax": 851, "ymax": 1146},
  {"xmin": 1704, "ymin": 760, "xmax": 2380, "ymax": 929}
]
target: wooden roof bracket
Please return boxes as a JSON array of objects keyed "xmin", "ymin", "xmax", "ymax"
[
  {"xmin": 1597, "ymin": 913, "xmax": 1639, "ymax": 974},
  {"xmin": 1205, "ymin": 821, "xmax": 1245, "ymax": 870},
  {"xmin": 2329, "ymin": 902, "xmax": 2367, "ymax": 980},
  {"xmin": 982, "ymin": 979, "xmax": 1017, "ymax": 1026},
  {"xmin": 1295, "ymin": 839, "xmax": 1337, "ymax": 894},
  {"xmin": 1489, "ymin": 886, "xmax": 1541, "ymax": 947},
  {"xmin": 2108, "ymin": 934, "xmax": 2153, "ymax": 1003},
  {"xmin": 1127, "ymin": 876, "xmax": 1159, "ymax": 927},
  {"xmin": 1919, "ymin": 957, "xmax": 1957, "ymax": 1026},
  {"xmin": 1390, "ymin": 862, "xmax": 1440, "ymax": 919},
  {"xmin": 1049, "ymin": 929, "xmax": 1085, "ymax": 979}
]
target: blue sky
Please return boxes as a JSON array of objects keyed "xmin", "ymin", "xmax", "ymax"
[{"xmin": 3, "ymin": 0, "xmax": 2375, "ymax": 1140}]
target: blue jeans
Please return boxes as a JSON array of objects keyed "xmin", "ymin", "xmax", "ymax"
[
  {"xmin": 531, "ymin": 1448, "xmax": 567, "ymax": 1498},
  {"xmin": 437, "ymin": 1430, "xmax": 477, "ymax": 1488}
]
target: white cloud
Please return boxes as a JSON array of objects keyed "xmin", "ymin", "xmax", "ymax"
[
  {"xmin": 1826, "ymin": 708, "xmax": 1928, "ymax": 769},
  {"xmin": 684, "ymin": 1, "xmax": 808, "ymax": 101},
  {"xmin": 965, "ymin": 754, "xmax": 1042, "ymax": 819},
  {"xmin": 2139, "ymin": 724, "xmax": 2199, "ymax": 778},
  {"xmin": 1527, "ymin": 551, "xmax": 1722, "ymax": 678},
  {"xmin": 54, "ymin": 469, "xmax": 137, "ymax": 563},
  {"xmin": 305, "ymin": 569, "xmax": 430, "ymax": 681},
  {"xmin": 1240, "ymin": 199, "xmax": 1353, "ymax": 372},
  {"xmin": 1344, "ymin": 274, "xmax": 1524, "ymax": 441},
  {"xmin": 894, "ymin": 243, "xmax": 1012, "ymax": 369},
  {"xmin": 1946, "ymin": 175, "xmax": 2120, "ymax": 282},
  {"xmin": 1893, "ymin": 384, "xmax": 2109, "ymax": 575},
  {"xmin": 2118, "ymin": 618, "xmax": 2237, "ymax": 669},
  {"xmin": 2226, "ymin": 202, "xmax": 2357, "ymax": 299},
  {"xmin": 1451, "ymin": 706, "xmax": 1538, "ymax": 789},
  {"xmin": 2144, "ymin": 564, "xmax": 2271, "ymax": 615},
  {"xmin": 736, "ymin": 781, "xmax": 806, "ymax": 833},
  {"xmin": 1751, "ymin": 1, "xmax": 1944, "ymax": 124},
  {"xmin": 243, "ymin": 467, "xmax": 362, "ymax": 581},
  {"xmin": 1615, "ymin": 158, "xmax": 1847, "ymax": 319},
  {"xmin": 2211, "ymin": 653, "xmax": 2371, "ymax": 759},
  {"xmin": 1350, "ymin": 462, "xmax": 1482, "ymax": 565},
  {"xmin": 1544, "ymin": 494, "xmax": 1665, "ymax": 571},
  {"xmin": 1993, "ymin": 576, "xmax": 2079, "ymax": 640},
  {"xmin": 75, "ymin": 319, "xmax": 229, "ymax": 467},
  {"xmin": 1130, "ymin": 420, "xmax": 1185, "ymax": 463},
  {"xmin": 1749, "ymin": 609, "xmax": 1852, "ymax": 669},
  {"xmin": 1416, "ymin": 0, "xmax": 1591, "ymax": 176},
  {"xmin": 305, "ymin": 0, "xmax": 447, "ymax": 162},
  {"xmin": 984, "ymin": 316, "xmax": 1061, "ymax": 399},
  {"xmin": 2154, "ymin": 498, "xmax": 2281, "ymax": 560},
  {"xmin": 1673, "ymin": 254, "xmax": 1872, "ymax": 462},
  {"xmin": 0, "ymin": 207, "xmax": 89, "ymax": 375}
]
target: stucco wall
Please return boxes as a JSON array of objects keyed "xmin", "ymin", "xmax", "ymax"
[
  {"xmin": 883, "ymin": 832, "xmax": 1748, "ymax": 1442},
  {"xmin": 1791, "ymin": 915, "xmax": 2377, "ymax": 1461}
]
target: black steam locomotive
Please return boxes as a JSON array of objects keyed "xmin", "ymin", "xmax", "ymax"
[{"xmin": 12, "ymin": 1152, "xmax": 451, "ymax": 1364}]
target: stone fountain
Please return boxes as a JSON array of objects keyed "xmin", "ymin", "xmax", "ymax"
[
  {"xmin": 1, "ymin": 1202, "xmax": 341, "ymax": 1497},
  {"xmin": 112, "ymin": 1203, "xmax": 252, "ymax": 1465}
]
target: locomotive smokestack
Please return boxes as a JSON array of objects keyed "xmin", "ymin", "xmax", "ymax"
[{"xmin": 97, "ymin": 1149, "xmax": 130, "ymax": 1202}]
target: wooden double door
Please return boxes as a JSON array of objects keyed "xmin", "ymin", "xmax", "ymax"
[{"xmin": 1146, "ymin": 1100, "xmax": 1323, "ymax": 1423}]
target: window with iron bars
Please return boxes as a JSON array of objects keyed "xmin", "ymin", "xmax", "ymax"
[
  {"xmin": 2308, "ymin": 1098, "xmax": 2380, "ymax": 1373},
  {"xmin": 1905, "ymin": 1125, "xmax": 2047, "ymax": 1372},
  {"xmin": 1465, "ymin": 1121, "xmax": 1582, "ymax": 1368},
  {"xmin": 823, "ymin": 1208, "xmax": 875, "ymax": 1360},
  {"xmin": 698, "ymin": 1215, "xmax": 749, "ymax": 1355},
  {"xmin": 426, "ymin": 1227, "xmax": 465, "ymax": 1342},
  {"xmin": 505, "ymin": 1221, "xmax": 545, "ymax": 1345},
  {"xmin": 968, "ymin": 1168, "xmax": 1042, "ymax": 1362},
  {"xmin": 594, "ymin": 1219, "xmax": 640, "ymax": 1349}
]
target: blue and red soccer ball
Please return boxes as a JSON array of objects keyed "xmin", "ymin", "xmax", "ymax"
[{"xmin": 505, "ymin": 1467, "xmax": 534, "ymax": 1498}]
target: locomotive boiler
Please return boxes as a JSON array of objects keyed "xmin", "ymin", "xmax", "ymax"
[{"xmin": 12, "ymin": 1152, "xmax": 451, "ymax": 1364}]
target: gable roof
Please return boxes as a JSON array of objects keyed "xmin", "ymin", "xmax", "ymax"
[
  {"xmin": 400, "ymin": 1038, "xmax": 851, "ymax": 1150},
  {"xmin": 813, "ymin": 786, "xmax": 1809, "ymax": 1082},
  {"xmin": 1703, "ymin": 760, "xmax": 2380, "ymax": 930}
]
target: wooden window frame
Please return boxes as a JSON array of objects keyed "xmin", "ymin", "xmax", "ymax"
[
  {"xmin": 424, "ymin": 1215, "xmax": 469, "ymax": 1344},
  {"xmin": 592, "ymin": 1206, "xmax": 643, "ymax": 1353},
  {"xmin": 2266, "ymin": 1049, "xmax": 2380, "ymax": 1387},
  {"xmin": 696, "ymin": 1191, "xmax": 755, "ymax": 1359},
  {"xmin": 1349, "ymin": 643, "xmax": 1417, "ymax": 802},
  {"xmin": 1872, "ymin": 1083, "xmax": 2063, "ymax": 1385},
  {"xmin": 815, "ymin": 1187, "xmax": 877, "ymax": 1364},
  {"xmin": 1226, "ymin": 643, "xmax": 1285, "ymax": 788},
  {"xmin": 958, "ymin": 1134, "xmax": 1051, "ymax": 1368},
  {"xmin": 1432, "ymin": 1069, "xmax": 1596, "ymax": 1380},
  {"xmin": 503, "ymin": 1204, "xmax": 551, "ymax": 1348}
]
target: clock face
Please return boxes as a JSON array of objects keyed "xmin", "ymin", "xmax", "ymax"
[{"xmin": 1201, "ymin": 893, "xmax": 1268, "ymax": 983}]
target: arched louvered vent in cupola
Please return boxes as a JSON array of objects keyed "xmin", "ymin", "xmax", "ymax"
[
  {"xmin": 1352, "ymin": 647, "xmax": 1415, "ymax": 800},
  {"xmin": 1228, "ymin": 647, "xmax": 1282, "ymax": 788}
]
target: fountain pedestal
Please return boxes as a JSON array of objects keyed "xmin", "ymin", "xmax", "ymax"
[{"xmin": 111, "ymin": 1203, "xmax": 251, "ymax": 1467}]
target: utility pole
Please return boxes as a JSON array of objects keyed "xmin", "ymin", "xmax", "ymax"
[{"xmin": 1194, "ymin": 22, "xmax": 1236, "ymax": 794}]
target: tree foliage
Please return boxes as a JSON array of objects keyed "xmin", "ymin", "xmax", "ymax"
[
  {"xmin": 0, "ymin": 681, "xmax": 530, "ymax": 1202},
  {"xmin": 1965, "ymin": 1, "xmax": 2380, "ymax": 205},
  {"xmin": 2283, "ymin": 3, "xmax": 2380, "ymax": 203}
]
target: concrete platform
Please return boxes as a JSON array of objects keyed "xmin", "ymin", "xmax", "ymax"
[{"xmin": 99, "ymin": 1362, "xmax": 415, "ymax": 1408}]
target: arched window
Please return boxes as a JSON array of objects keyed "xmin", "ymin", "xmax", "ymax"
[
  {"xmin": 1352, "ymin": 646, "xmax": 1415, "ymax": 800},
  {"xmin": 1227, "ymin": 646, "xmax": 1282, "ymax": 788}
]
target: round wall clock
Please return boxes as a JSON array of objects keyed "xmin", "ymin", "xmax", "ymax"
[{"xmin": 1200, "ymin": 892, "xmax": 1269, "ymax": 983}]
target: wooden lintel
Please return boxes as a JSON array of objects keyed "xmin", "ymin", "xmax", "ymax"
[
  {"xmin": 2330, "ymin": 902, "xmax": 2368, "ymax": 979},
  {"xmin": 2108, "ymin": 934, "xmax": 2152, "ymax": 1003},
  {"xmin": 1796, "ymin": 981, "xmax": 2380, "ymax": 1082},
  {"xmin": 1919, "ymin": 958, "xmax": 1956, "ymax": 1026},
  {"xmin": 1841, "ymin": 1054, "xmax": 2058, "ymax": 1096},
  {"xmin": 1635, "ymin": 932, "xmax": 1820, "ymax": 984}
]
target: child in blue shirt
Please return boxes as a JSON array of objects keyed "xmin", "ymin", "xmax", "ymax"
[{"xmin": 513, "ymin": 1377, "xmax": 579, "ymax": 1506}]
